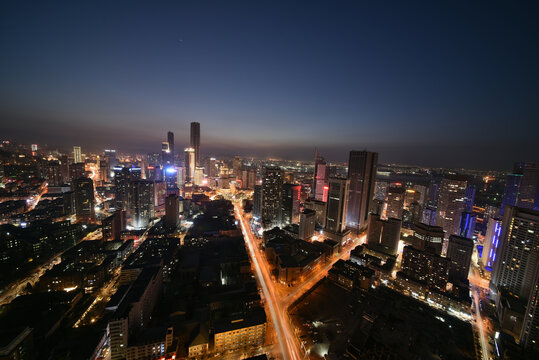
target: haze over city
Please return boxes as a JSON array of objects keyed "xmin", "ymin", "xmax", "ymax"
[{"xmin": 1, "ymin": 1, "xmax": 538, "ymax": 168}]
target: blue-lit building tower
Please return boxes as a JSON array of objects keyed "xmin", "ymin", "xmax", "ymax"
[
  {"xmin": 501, "ymin": 173, "xmax": 522, "ymax": 215},
  {"xmin": 459, "ymin": 211, "xmax": 477, "ymax": 239}
]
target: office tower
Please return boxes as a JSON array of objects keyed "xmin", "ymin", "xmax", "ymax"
[
  {"xmin": 401, "ymin": 245, "xmax": 451, "ymax": 291},
  {"xmin": 167, "ymin": 131, "xmax": 174, "ymax": 158},
  {"xmin": 325, "ymin": 177, "xmax": 350, "ymax": 234},
  {"xmin": 46, "ymin": 161, "xmax": 64, "ymax": 186},
  {"xmin": 114, "ymin": 167, "xmax": 131, "ymax": 210},
  {"xmin": 253, "ymin": 185, "xmax": 262, "ymax": 220},
  {"xmin": 145, "ymin": 165, "xmax": 162, "ymax": 182},
  {"xmin": 73, "ymin": 177, "xmax": 95, "ymax": 222},
  {"xmin": 407, "ymin": 201, "xmax": 422, "ymax": 224},
  {"xmin": 304, "ymin": 199, "xmax": 327, "ymax": 228},
  {"xmin": 411, "ymin": 222, "xmax": 444, "ymax": 255},
  {"xmin": 73, "ymin": 146, "xmax": 82, "ymax": 164},
  {"xmin": 490, "ymin": 206, "xmax": 539, "ymax": 300},
  {"xmin": 102, "ymin": 210, "xmax": 126, "ymax": 241},
  {"xmin": 206, "ymin": 157, "xmax": 217, "ymax": 178},
  {"xmin": 99, "ymin": 159, "xmax": 108, "ymax": 183},
  {"xmin": 105, "ymin": 149, "xmax": 117, "ymax": 166},
  {"xmin": 299, "ymin": 209, "xmax": 316, "ymax": 240},
  {"xmin": 464, "ymin": 184, "xmax": 476, "ymax": 212},
  {"xmin": 313, "ymin": 149, "xmax": 328, "ymax": 202},
  {"xmin": 146, "ymin": 152, "xmax": 161, "ymax": 166},
  {"xmin": 446, "ymin": 235, "xmax": 474, "ymax": 283},
  {"xmin": 261, "ymin": 167, "xmax": 283, "ymax": 229},
  {"xmin": 404, "ymin": 188, "xmax": 421, "ymax": 209},
  {"xmin": 366, "ymin": 213, "xmax": 402, "ymax": 255},
  {"xmin": 435, "ymin": 174, "xmax": 469, "ymax": 238},
  {"xmin": 233, "ymin": 156, "xmax": 242, "ymax": 179},
  {"xmin": 386, "ymin": 185, "xmax": 405, "ymax": 219},
  {"xmin": 176, "ymin": 167, "xmax": 185, "ymax": 188},
  {"xmin": 281, "ymin": 183, "xmax": 301, "ymax": 225},
  {"xmin": 374, "ymin": 181, "xmax": 388, "ymax": 201},
  {"xmin": 59, "ymin": 154, "xmax": 69, "ymax": 183},
  {"xmin": 422, "ymin": 205, "xmax": 436, "ymax": 226},
  {"xmin": 346, "ymin": 150, "xmax": 378, "ymax": 231},
  {"xmin": 128, "ymin": 180, "xmax": 155, "ymax": 229},
  {"xmin": 501, "ymin": 173, "xmax": 522, "ymax": 215},
  {"xmin": 190, "ymin": 122, "xmax": 200, "ymax": 166},
  {"xmin": 69, "ymin": 162, "xmax": 85, "ymax": 182},
  {"xmin": 521, "ymin": 265, "xmax": 539, "ymax": 351},
  {"xmin": 161, "ymin": 141, "xmax": 171, "ymax": 166},
  {"xmin": 184, "ymin": 148, "xmax": 195, "ymax": 183},
  {"xmin": 163, "ymin": 166, "xmax": 178, "ymax": 194},
  {"xmin": 481, "ymin": 217, "xmax": 502, "ymax": 270},
  {"xmin": 459, "ymin": 211, "xmax": 476, "ymax": 239},
  {"xmin": 194, "ymin": 167, "xmax": 204, "ymax": 186},
  {"xmin": 515, "ymin": 162, "xmax": 539, "ymax": 211},
  {"xmin": 152, "ymin": 180, "xmax": 167, "ymax": 207},
  {"xmin": 164, "ymin": 194, "xmax": 180, "ymax": 228}
]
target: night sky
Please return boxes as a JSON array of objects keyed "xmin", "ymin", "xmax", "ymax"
[{"xmin": 1, "ymin": 1, "xmax": 538, "ymax": 169}]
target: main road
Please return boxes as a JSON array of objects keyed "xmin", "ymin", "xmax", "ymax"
[{"xmin": 234, "ymin": 203, "xmax": 365, "ymax": 360}]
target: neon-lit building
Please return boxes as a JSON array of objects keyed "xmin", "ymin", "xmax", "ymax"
[{"xmin": 481, "ymin": 217, "xmax": 502, "ymax": 271}]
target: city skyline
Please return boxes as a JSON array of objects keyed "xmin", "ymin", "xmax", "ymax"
[{"xmin": 1, "ymin": 1, "xmax": 538, "ymax": 169}]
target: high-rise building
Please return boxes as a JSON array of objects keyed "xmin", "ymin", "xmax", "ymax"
[
  {"xmin": 435, "ymin": 174, "xmax": 469, "ymax": 238},
  {"xmin": 325, "ymin": 177, "xmax": 350, "ymax": 234},
  {"xmin": 46, "ymin": 161, "xmax": 64, "ymax": 186},
  {"xmin": 386, "ymin": 185, "xmax": 405, "ymax": 219},
  {"xmin": 401, "ymin": 245, "xmax": 451, "ymax": 291},
  {"xmin": 194, "ymin": 167, "xmax": 204, "ymax": 186},
  {"xmin": 411, "ymin": 222, "xmax": 444, "ymax": 255},
  {"xmin": 190, "ymin": 122, "xmax": 200, "ymax": 167},
  {"xmin": 481, "ymin": 217, "xmax": 502, "ymax": 270},
  {"xmin": 114, "ymin": 167, "xmax": 131, "ymax": 210},
  {"xmin": 128, "ymin": 180, "xmax": 155, "ymax": 229},
  {"xmin": 501, "ymin": 173, "xmax": 522, "ymax": 215},
  {"xmin": 184, "ymin": 148, "xmax": 195, "ymax": 183},
  {"xmin": 304, "ymin": 199, "xmax": 327, "ymax": 228},
  {"xmin": 206, "ymin": 157, "xmax": 217, "ymax": 178},
  {"xmin": 73, "ymin": 177, "xmax": 95, "ymax": 222},
  {"xmin": 164, "ymin": 194, "xmax": 180, "ymax": 228},
  {"xmin": 261, "ymin": 167, "xmax": 283, "ymax": 229},
  {"xmin": 73, "ymin": 146, "xmax": 82, "ymax": 164},
  {"xmin": 281, "ymin": 183, "xmax": 301, "ymax": 225},
  {"xmin": 161, "ymin": 142, "xmax": 171, "ymax": 166},
  {"xmin": 515, "ymin": 162, "xmax": 539, "ymax": 211},
  {"xmin": 299, "ymin": 209, "xmax": 316, "ymax": 241},
  {"xmin": 313, "ymin": 149, "xmax": 328, "ymax": 202},
  {"xmin": 346, "ymin": 150, "xmax": 378, "ymax": 231},
  {"xmin": 233, "ymin": 156, "xmax": 242, "ymax": 179},
  {"xmin": 521, "ymin": 265, "xmax": 539, "ymax": 352},
  {"xmin": 459, "ymin": 211, "xmax": 477, "ymax": 239},
  {"xmin": 446, "ymin": 235, "xmax": 474, "ymax": 283},
  {"xmin": 69, "ymin": 162, "xmax": 85, "ymax": 182},
  {"xmin": 167, "ymin": 131, "xmax": 174, "ymax": 158},
  {"xmin": 490, "ymin": 206, "xmax": 539, "ymax": 300},
  {"xmin": 366, "ymin": 213, "xmax": 402, "ymax": 256},
  {"xmin": 253, "ymin": 185, "xmax": 262, "ymax": 220},
  {"xmin": 103, "ymin": 210, "xmax": 126, "ymax": 241}
]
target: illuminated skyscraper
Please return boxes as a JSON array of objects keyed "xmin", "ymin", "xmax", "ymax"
[
  {"xmin": 411, "ymin": 222, "xmax": 444, "ymax": 255},
  {"xmin": 184, "ymin": 148, "xmax": 195, "ymax": 182},
  {"xmin": 481, "ymin": 217, "xmax": 502, "ymax": 270},
  {"xmin": 73, "ymin": 177, "xmax": 95, "ymax": 222},
  {"xmin": 366, "ymin": 213, "xmax": 401, "ymax": 256},
  {"xmin": 114, "ymin": 167, "xmax": 131, "ymax": 210},
  {"xmin": 435, "ymin": 174, "xmax": 469, "ymax": 238},
  {"xmin": 73, "ymin": 146, "xmax": 82, "ymax": 164},
  {"xmin": 128, "ymin": 180, "xmax": 154, "ymax": 229},
  {"xmin": 446, "ymin": 235, "xmax": 473, "ymax": 283},
  {"xmin": 281, "ymin": 183, "xmax": 301, "ymax": 225},
  {"xmin": 190, "ymin": 122, "xmax": 200, "ymax": 167},
  {"xmin": 299, "ymin": 209, "xmax": 316, "ymax": 240},
  {"xmin": 167, "ymin": 131, "xmax": 174, "ymax": 158},
  {"xmin": 346, "ymin": 150, "xmax": 378, "ymax": 231},
  {"xmin": 253, "ymin": 185, "xmax": 262, "ymax": 220},
  {"xmin": 386, "ymin": 185, "xmax": 405, "ymax": 219},
  {"xmin": 515, "ymin": 162, "xmax": 539, "ymax": 211},
  {"xmin": 313, "ymin": 149, "xmax": 328, "ymax": 202},
  {"xmin": 459, "ymin": 211, "xmax": 477, "ymax": 239},
  {"xmin": 490, "ymin": 206, "xmax": 539, "ymax": 299},
  {"xmin": 164, "ymin": 193, "xmax": 179, "ymax": 228},
  {"xmin": 162, "ymin": 142, "xmax": 171, "ymax": 166},
  {"xmin": 325, "ymin": 177, "xmax": 350, "ymax": 234},
  {"xmin": 233, "ymin": 156, "xmax": 242, "ymax": 179},
  {"xmin": 262, "ymin": 167, "xmax": 283, "ymax": 229}
]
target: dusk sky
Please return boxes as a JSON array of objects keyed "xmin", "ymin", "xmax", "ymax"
[{"xmin": 1, "ymin": 1, "xmax": 538, "ymax": 169}]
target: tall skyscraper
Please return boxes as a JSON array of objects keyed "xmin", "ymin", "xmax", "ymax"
[
  {"xmin": 253, "ymin": 185, "xmax": 262, "ymax": 220},
  {"xmin": 162, "ymin": 142, "xmax": 171, "ymax": 166},
  {"xmin": 325, "ymin": 177, "xmax": 350, "ymax": 234},
  {"xmin": 129, "ymin": 180, "xmax": 155, "ymax": 229},
  {"xmin": 281, "ymin": 183, "xmax": 301, "ymax": 225},
  {"xmin": 313, "ymin": 149, "xmax": 328, "ymax": 202},
  {"xmin": 299, "ymin": 209, "xmax": 316, "ymax": 240},
  {"xmin": 184, "ymin": 148, "xmax": 195, "ymax": 183},
  {"xmin": 73, "ymin": 146, "xmax": 82, "ymax": 164},
  {"xmin": 114, "ymin": 167, "xmax": 131, "ymax": 210},
  {"xmin": 261, "ymin": 167, "xmax": 283, "ymax": 229},
  {"xmin": 190, "ymin": 122, "xmax": 201, "ymax": 167},
  {"xmin": 435, "ymin": 174, "xmax": 469, "ymax": 238},
  {"xmin": 385, "ymin": 185, "xmax": 405, "ymax": 219},
  {"xmin": 521, "ymin": 265, "xmax": 539, "ymax": 351},
  {"xmin": 167, "ymin": 131, "xmax": 174, "ymax": 158},
  {"xmin": 73, "ymin": 177, "xmax": 95, "ymax": 222},
  {"xmin": 366, "ymin": 213, "xmax": 402, "ymax": 256},
  {"xmin": 490, "ymin": 206, "xmax": 539, "ymax": 300},
  {"xmin": 459, "ymin": 211, "xmax": 477, "ymax": 239},
  {"xmin": 446, "ymin": 235, "xmax": 474, "ymax": 283},
  {"xmin": 401, "ymin": 245, "xmax": 451, "ymax": 291},
  {"xmin": 346, "ymin": 150, "xmax": 378, "ymax": 231},
  {"xmin": 164, "ymin": 193, "xmax": 180, "ymax": 228},
  {"xmin": 411, "ymin": 222, "xmax": 444, "ymax": 255},
  {"xmin": 515, "ymin": 162, "xmax": 539, "ymax": 211},
  {"xmin": 233, "ymin": 156, "xmax": 242, "ymax": 179},
  {"xmin": 481, "ymin": 217, "xmax": 502, "ymax": 270}
]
